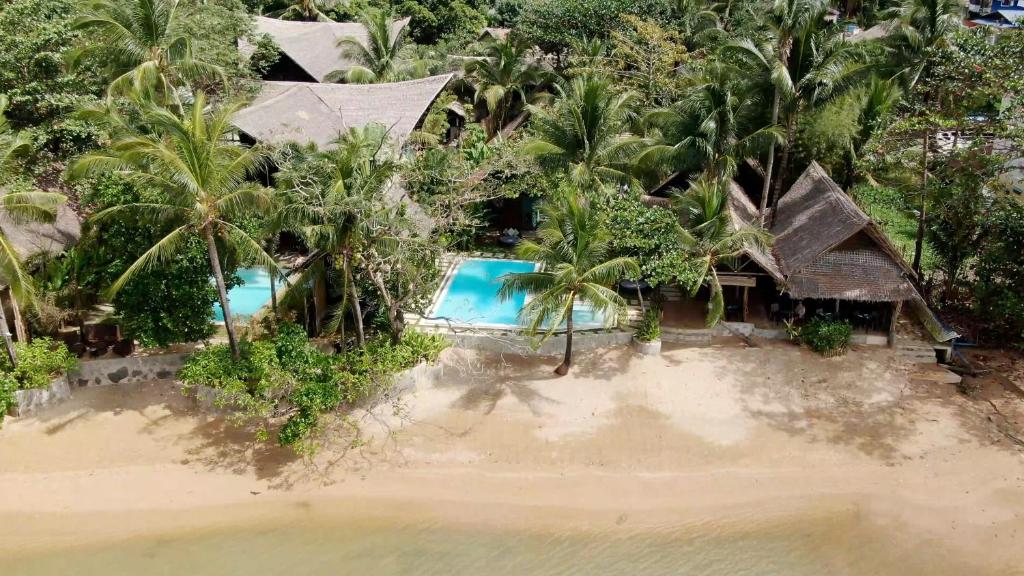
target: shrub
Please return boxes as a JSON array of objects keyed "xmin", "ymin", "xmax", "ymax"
[
  {"xmin": 634, "ymin": 308, "xmax": 661, "ymax": 342},
  {"xmin": 800, "ymin": 318, "xmax": 853, "ymax": 357},
  {"xmin": 973, "ymin": 197, "xmax": 1024, "ymax": 341},
  {"xmin": 179, "ymin": 324, "xmax": 449, "ymax": 450},
  {"xmin": 0, "ymin": 338, "xmax": 78, "ymax": 389},
  {"xmin": 517, "ymin": 0, "xmax": 671, "ymax": 55}
]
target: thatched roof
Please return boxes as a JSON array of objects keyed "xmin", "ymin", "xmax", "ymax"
[
  {"xmin": 240, "ymin": 16, "xmax": 411, "ymax": 83},
  {"xmin": 770, "ymin": 162, "xmax": 917, "ymax": 302},
  {"xmin": 724, "ymin": 180, "xmax": 784, "ymax": 281},
  {"xmin": 480, "ymin": 27, "xmax": 510, "ymax": 41},
  {"xmin": 0, "ymin": 192, "xmax": 81, "ymax": 261},
  {"xmin": 232, "ymin": 75, "xmax": 455, "ymax": 148}
]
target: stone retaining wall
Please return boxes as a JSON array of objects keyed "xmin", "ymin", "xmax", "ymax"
[
  {"xmin": 441, "ymin": 330, "xmax": 633, "ymax": 356},
  {"xmin": 11, "ymin": 375, "xmax": 71, "ymax": 417},
  {"xmin": 70, "ymin": 353, "xmax": 188, "ymax": 387}
]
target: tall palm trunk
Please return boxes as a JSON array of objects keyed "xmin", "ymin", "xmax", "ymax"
[
  {"xmin": 269, "ymin": 267, "xmax": 278, "ymax": 319},
  {"xmin": 555, "ymin": 298, "xmax": 574, "ymax": 376},
  {"xmin": 204, "ymin": 227, "xmax": 240, "ymax": 360},
  {"xmin": 912, "ymin": 126, "xmax": 929, "ymax": 279},
  {"xmin": 10, "ymin": 297, "xmax": 27, "ymax": 343},
  {"xmin": 343, "ymin": 252, "xmax": 365, "ymax": 347},
  {"xmin": 771, "ymin": 113, "xmax": 798, "ymax": 219},
  {"xmin": 760, "ymin": 88, "xmax": 782, "ymax": 224},
  {"xmin": 0, "ymin": 291, "xmax": 16, "ymax": 367}
]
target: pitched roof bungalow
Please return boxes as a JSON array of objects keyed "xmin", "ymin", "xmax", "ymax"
[
  {"xmin": 232, "ymin": 74, "xmax": 454, "ymax": 149},
  {"xmin": 652, "ymin": 163, "xmax": 954, "ymax": 346},
  {"xmin": 239, "ymin": 16, "xmax": 412, "ymax": 82}
]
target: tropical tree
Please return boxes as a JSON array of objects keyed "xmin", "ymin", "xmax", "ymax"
[
  {"xmin": 463, "ymin": 36, "xmax": 548, "ymax": 138},
  {"xmin": 881, "ymin": 0, "xmax": 962, "ymax": 276},
  {"xmin": 267, "ymin": 0, "xmax": 337, "ymax": 22},
  {"xmin": 524, "ymin": 74, "xmax": 643, "ymax": 191},
  {"xmin": 843, "ymin": 76, "xmax": 903, "ymax": 187},
  {"xmin": 674, "ymin": 175, "xmax": 770, "ymax": 327},
  {"xmin": 333, "ymin": 9, "xmax": 420, "ymax": 84},
  {"xmin": 0, "ymin": 95, "xmax": 67, "ymax": 365},
  {"xmin": 499, "ymin": 189, "xmax": 639, "ymax": 375},
  {"xmin": 642, "ymin": 62, "xmax": 781, "ymax": 182},
  {"xmin": 723, "ymin": 0, "xmax": 827, "ymax": 220},
  {"xmin": 70, "ymin": 93, "xmax": 276, "ymax": 360},
  {"xmin": 71, "ymin": 0, "xmax": 224, "ymax": 104},
  {"xmin": 274, "ymin": 124, "xmax": 400, "ymax": 346}
]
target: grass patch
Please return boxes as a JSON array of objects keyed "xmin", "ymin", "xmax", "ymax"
[{"xmin": 851, "ymin": 184, "xmax": 937, "ymax": 273}]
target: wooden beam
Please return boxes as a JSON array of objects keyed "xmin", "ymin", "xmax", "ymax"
[
  {"xmin": 888, "ymin": 300, "xmax": 903, "ymax": 347},
  {"xmin": 718, "ymin": 274, "xmax": 757, "ymax": 287},
  {"xmin": 742, "ymin": 286, "xmax": 749, "ymax": 322}
]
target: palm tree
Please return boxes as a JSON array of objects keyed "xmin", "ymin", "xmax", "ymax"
[
  {"xmin": 675, "ymin": 175, "xmax": 770, "ymax": 327},
  {"xmin": 723, "ymin": 0, "xmax": 827, "ymax": 221},
  {"xmin": 499, "ymin": 190, "xmax": 639, "ymax": 375},
  {"xmin": 463, "ymin": 36, "xmax": 548, "ymax": 138},
  {"xmin": 71, "ymin": 0, "xmax": 224, "ymax": 104},
  {"xmin": 524, "ymin": 74, "xmax": 643, "ymax": 191},
  {"xmin": 843, "ymin": 76, "xmax": 903, "ymax": 188},
  {"xmin": 881, "ymin": 0, "xmax": 962, "ymax": 276},
  {"xmin": 70, "ymin": 93, "xmax": 276, "ymax": 360},
  {"xmin": 334, "ymin": 9, "xmax": 419, "ymax": 84},
  {"xmin": 0, "ymin": 96, "xmax": 67, "ymax": 366},
  {"xmin": 642, "ymin": 62, "xmax": 781, "ymax": 182},
  {"xmin": 267, "ymin": 0, "xmax": 338, "ymax": 22},
  {"xmin": 274, "ymin": 125, "xmax": 399, "ymax": 346}
]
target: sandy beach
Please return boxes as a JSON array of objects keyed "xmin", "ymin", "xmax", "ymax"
[{"xmin": 2, "ymin": 343, "xmax": 1023, "ymax": 574}]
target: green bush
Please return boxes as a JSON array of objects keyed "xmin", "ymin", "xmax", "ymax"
[
  {"xmin": 800, "ymin": 318, "xmax": 853, "ymax": 356},
  {"xmin": 634, "ymin": 308, "xmax": 661, "ymax": 342},
  {"xmin": 0, "ymin": 338, "xmax": 78, "ymax": 390},
  {"xmin": 179, "ymin": 324, "xmax": 449, "ymax": 450},
  {"xmin": 517, "ymin": 0, "xmax": 671, "ymax": 55}
]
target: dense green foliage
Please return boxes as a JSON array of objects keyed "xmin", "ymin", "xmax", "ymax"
[
  {"xmin": 0, "ymin": 338, "xmax": 77, "ymax": 425},
  {"xmin": 973, "ymin": 199, "xmax": 1024, "ymax": 341},
  {"xmin": 180, "ymin": 323, "xmax": 448, "ymax": 450},
  {"xmin": 604, "ymin": 194, "xmax": 691, "ymax": 288},
  {"xmin": 799, "ymin": 318, "xmax": 853, "ymax": 356},
  {"xmin": 79, "ymin": 175, "xmax": 227, "ymax": 347},
  {"xmin": 516, "ymin": 0, "xmax": 671, "ymax": 55}
]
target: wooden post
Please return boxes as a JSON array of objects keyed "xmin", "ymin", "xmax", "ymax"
[
  {"xmin": 888, "ymin": 301, "xmax": 903, "ymax": 347},
  {"xmin": 742, "ymin": 286, "xmax": 749, "ymax": 322},
  {"xmin": 9, "ymin": 294, "xmax": 27, "ymax": 343}
]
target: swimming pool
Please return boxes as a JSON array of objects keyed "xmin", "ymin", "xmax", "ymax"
[
  {"xmin": 213, "ymin": 267, "xmax": 287, "ymax": 322},
  {"xmin": 426, "ymin": 258, "xmax": 608, "ymax": 330}
]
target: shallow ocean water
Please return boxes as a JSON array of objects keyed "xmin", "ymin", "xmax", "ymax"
[{"xmin": 7, "ymin": 505, "xmax": 993, "ymax": 576}]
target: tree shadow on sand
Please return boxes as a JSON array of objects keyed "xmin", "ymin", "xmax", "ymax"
[{"xmin": 723, "ymin": 345, "xmax": 921, "ymax": 462}]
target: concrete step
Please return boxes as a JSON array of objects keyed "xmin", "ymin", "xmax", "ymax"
[{"xmin": 910, "ymin": 364, "xmax": 962, "ymax": 385}]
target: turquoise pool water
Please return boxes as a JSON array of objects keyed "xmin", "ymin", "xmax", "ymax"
[
  {"xmin": 213, "ymin": 268, "xmax": 286, "ymax": 322},
  {"xmin": 429, "ymin": 258, "xmax": 606, "ymax": 329}
]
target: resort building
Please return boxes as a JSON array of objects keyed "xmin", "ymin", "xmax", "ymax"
[
  {"xmin": 232, "ymin": 74, "xmax": 454, "ymax": 149},
  {"xmin": 651, "ymin": 163, "xmax": 954, "ymax": 349},
  {"xmin": 239, "ymin": 16, "xmax": 412, "ymax": 82}
]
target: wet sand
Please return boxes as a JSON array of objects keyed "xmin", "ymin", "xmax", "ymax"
[{"xmin": 2, "ymin": 344, "xmax": 1023, "ymax": 573}]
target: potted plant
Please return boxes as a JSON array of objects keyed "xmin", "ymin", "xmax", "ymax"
[
  {"xmin": 799, "ymin": 317, "xmax": 853, "ymax": 357},
  {"xmin": 633, "ymin": 308, "xmax": 662, "ymax": 355}
]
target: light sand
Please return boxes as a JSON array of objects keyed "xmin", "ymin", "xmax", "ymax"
[{"xmin": 2, "ymin": 343, "xmax": 1024, "ymax": 571}]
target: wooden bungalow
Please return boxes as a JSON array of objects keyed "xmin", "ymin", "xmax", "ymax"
[{"xmin": 239, "ymin": 16, "xmax": 411, "ymax": 83}]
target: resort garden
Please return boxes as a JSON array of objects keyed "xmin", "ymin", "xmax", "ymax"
[{"xmin": 0, "ymin": 0, "xmax": 1021, "ymax": 448}]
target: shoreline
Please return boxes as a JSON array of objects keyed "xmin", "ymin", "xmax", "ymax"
[{"xmin": 2, "ymin": 346, "xmax": 1023, "ymax": 573}]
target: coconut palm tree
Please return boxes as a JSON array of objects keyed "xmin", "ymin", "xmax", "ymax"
[
  {"xmin": 0, "ymin": 96, "xmax": 67, "ymax": 366},
  {"xmin": 641, "ymin": 62, "xmax": 781, "ymax": 182},
  {"xmin": 274, "ymin": 125, "xmax": 399, "ymax": 346},
  {"xmin": 523, "ymin": 74, "xmax": 644, "ymax": 192},
  {"xmin": 267, "ymin": 0, "xmax": 338, "ymax": 22},
  {"xmin": 722, "ymin": 0, "xmax": 827, "ymax": 220},
  {"xmin": 881, "ymin": 0, "xmax": 962, "ymax": 276},
  {"xmin": 70, "ymin": 93, "xmax": 276, "ymax": 360},
  {"xmin": 71, "ymin": 0, "xmax": 224, "ymax": 104},
  {"xmin": 333, "ymin": 9, "xmax": 420, "ymax": 84},
  {"xmin": 675, "ymin": 175, "xmax": 770, "ymax": 327},
  {"xmin": 499, "ymin": 189, "xmax": 639, "ymax": 375},
  {"xmin": 463, "ymin": 36, "xmax": 549, "ymax": 138}
]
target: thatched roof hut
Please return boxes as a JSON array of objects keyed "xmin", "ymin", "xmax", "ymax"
[
  {"xmin": 0, "ymin": 191, "xmax": 80, "ymax": 261},
  {"xmin": 770, "ymin": 162, "xmax": 917, "ymax": 303},
  {"xmin": 232, "ymin": 75, "xmax": 455, "ymax": 149},
  {"xmin": 240, "ymin": 16, "xmax": 411, "ymax": 83}
]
